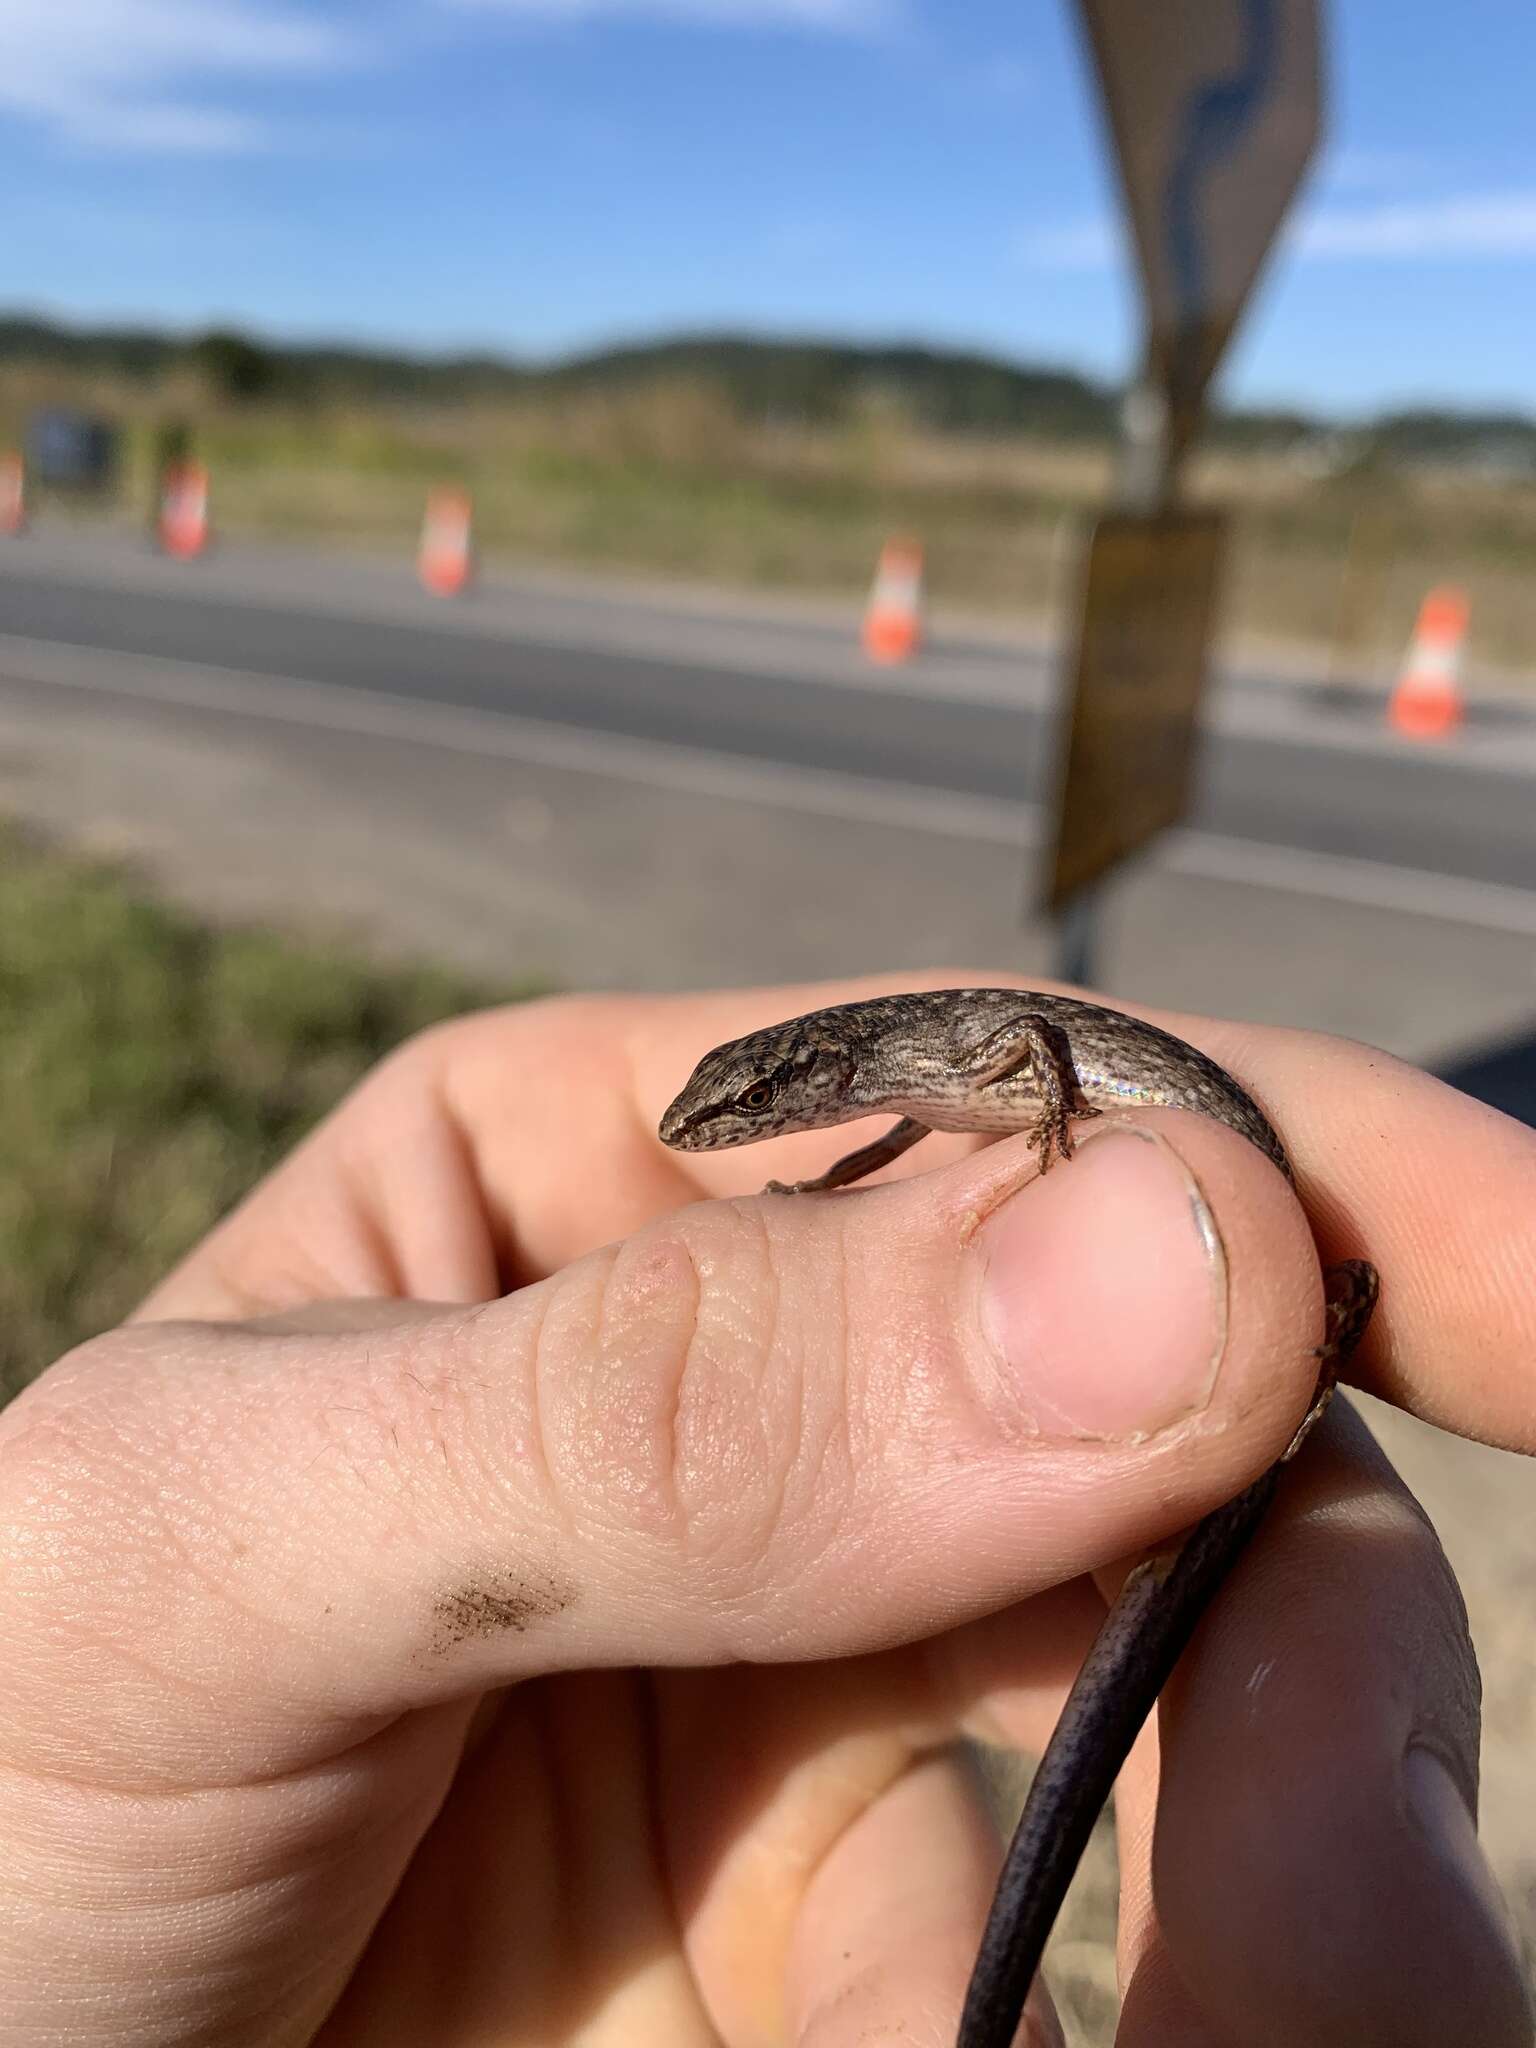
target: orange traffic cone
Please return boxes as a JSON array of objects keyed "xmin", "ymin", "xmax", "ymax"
[
  {"xmin": 1388, "ymin": 587, "xmax": 1467, "ymax": 739},
  {"xmin": 419, "ymin": 486, "xmax": 474, "ymax": 597},
  {"xmin": 861, "ymin": 538, "xmax": 923, "ymax": 663},
  {"xmin": 0, "ymin": 452, "xmax": 25, "ymax": 536},
  {"xmin": 158, "ymin": 461, "xmax": 210, "ymax": 559}
]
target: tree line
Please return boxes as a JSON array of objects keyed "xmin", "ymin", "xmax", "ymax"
[{"xmin": 4, "ymin": 314, "xmax": 1531, "ymax": 467}]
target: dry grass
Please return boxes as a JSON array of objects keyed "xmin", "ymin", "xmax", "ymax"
[{"xmin": 5, "ymin": 366, "xmax": 1536, "ymax": 677}]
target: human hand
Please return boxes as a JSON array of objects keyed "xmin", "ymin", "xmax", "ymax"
[{"xmin": 1, "ymin": 971, "xmax": 1530, "ymax": 2047}]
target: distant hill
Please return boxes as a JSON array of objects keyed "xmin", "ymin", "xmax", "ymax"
[
  {"xmin": 544, "ymin": 334, "xmax": 1115, "ymax": 437},
  {"xmin": 0, "ymin": 316, "xmax": 526, "ymax": 403},
  {"xmin": 3, "ymin": 313, "xmax": 1533, "ymax": 467}
]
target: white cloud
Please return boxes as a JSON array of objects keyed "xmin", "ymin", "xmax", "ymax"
[
  {"xmin": 443, "ymin": 0, "xmax": 892, "ymax": 28},
  {"xmin": 1293, "ymin": 192, "xmax": 1536, "ymax": 260},
  {"xmin": 1018, "ymin": 192, "xmax": 1536, "ymax": 271},
  {"xmin": 1318, "ymin": 146, "xmax": 1440, "ymax": 194},
  {"xmin": 1, "ymin": 0, "xmax": 352, "ymax": 154},
  {"xmin": 1015, "ymin": 217, "xmax": 1120, "ymax": 270}
]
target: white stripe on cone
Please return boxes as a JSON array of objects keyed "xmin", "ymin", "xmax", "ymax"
[
  {"xmin": 419, "ymin": 487, "xmax": 474, "ymax": 596},
  {"xmin": 861, "ymin": 538, "xmax": 923, "ymax": 662},
  {"xmin": 1389, "ymin": 587, "xmax": 1467, "ymax": 739},
  {"xmin": 159, "ymin": 463, "xmax": 210, "ymax": 559}
]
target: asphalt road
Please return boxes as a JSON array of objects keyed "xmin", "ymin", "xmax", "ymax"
[{"xmin": 2, "ymin": 529, "xmax": 1534, "ymax": 899}]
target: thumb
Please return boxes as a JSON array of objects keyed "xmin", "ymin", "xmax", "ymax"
[{"xmin": 1, "ymin": 1111, "xmax": 1323, "ymax": 1767}]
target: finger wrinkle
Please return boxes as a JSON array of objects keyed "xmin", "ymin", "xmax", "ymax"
[
  {"xmin": 808, "ymin": 1206, "xmax": 857, "ymax": 1524},
  {"xmin": 750, "ymin": 1202, "xmax": 807, "ymax": 1567},
  {"xmin": 330, "ymin": 1128, "xmax": 412, "ymax": 1299},
  {"xmin": 651, "ymin": 1231, "xmax": 703, "ymax": 1547},
  {"xmin": 514, "ymin": 1286, "xmax": 560, "ymax": 1523},
  {"xmin": 577, "ymin": 1227, "xmax": 718, "ymax": 1550},
  {"xmin": 664, "ymin": 1205, "xmax": 788, "ymax": 1570}
]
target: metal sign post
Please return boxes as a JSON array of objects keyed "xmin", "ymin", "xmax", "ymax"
[
  {"xmin": 1042, "ymin": 0, "xmax": 1322, "ymax": 983},
  {"xmin": 1049, "ymin": 508, "xmax": 1227, "ymax": 907}
]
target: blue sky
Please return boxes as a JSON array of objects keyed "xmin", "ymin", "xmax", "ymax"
[{"xmin": 7, "ymin": 0, "xmax": 1536, "ymax": 415}]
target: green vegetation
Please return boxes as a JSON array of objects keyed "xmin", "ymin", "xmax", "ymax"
[
  {"xmin": 0, "ymin": 829, "xmax": 526, "ymax": 1403},
  {"xmin": 6, "ymin": 315, "xmax": 1536, "ymax": 458}
]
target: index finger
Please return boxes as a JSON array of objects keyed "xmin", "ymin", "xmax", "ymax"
[
  {"xmin": 1163, "ymin": 1011, "xmax": 1536, "ymax": 1456},
  {"xmin": 146, "ymin": 968, "xmax": 1535, "ymax": 1459}
]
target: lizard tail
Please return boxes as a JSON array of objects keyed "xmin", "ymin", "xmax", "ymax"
[{"xmin": 955, "ymin": 1465, "xmax": 1282, "ymax": 2048}]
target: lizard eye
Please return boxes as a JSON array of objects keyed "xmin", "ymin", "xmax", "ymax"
[{"xmin": 737, "ymin": 1081, "xmax": 775, "ymax": 1111}]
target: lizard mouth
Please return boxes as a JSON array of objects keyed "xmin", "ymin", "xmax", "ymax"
[
  {"xmin": 657, "ymin": 1096, "xmax": 691, "ymax": 1147},
  {"xmin": 659, "ymin": 1093, "xmax": 757, "ymax": 1150},
  {"xmin": 658, "ymin": 1094, "xmax": 719, "ymax": 1149}
]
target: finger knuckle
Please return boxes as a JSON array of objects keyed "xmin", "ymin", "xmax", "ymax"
[{"xmin": 535, "ymin": 1207, "xmax": 853, "ymax": 1591}]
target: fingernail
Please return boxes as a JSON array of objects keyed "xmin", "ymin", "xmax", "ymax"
[
  {"xmin": 1404, "ymin": 1749, "xmax": 1527, "ymax": 1974},
  {"xmin": 974, "ymin": 1128, "xmax": 1226, "ymax": 1441}
]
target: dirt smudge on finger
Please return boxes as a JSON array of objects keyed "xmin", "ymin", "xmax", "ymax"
[{"xmin": 429, "ymin": 1563, "xmax": 575, "ymax": 1652}]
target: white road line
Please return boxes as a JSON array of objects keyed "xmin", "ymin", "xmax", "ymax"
[
  {"xmin": 0, "ymin": 548, "xmax": 1036, "ymax": 708},
  {"xmin": 0, "ymin": 632, "xmax": 1033, "ymax": 845},
  {"xmin": 1212, "ymin": 676, "xmax": 1536, "ymax": 775},
  {"xmin": 4, "ymin": 629, "xmax": 1536, "ymax": 937},
  {"xmin": 1162, "ymin": 830, "xmax": 1536, "ymax": 939}
]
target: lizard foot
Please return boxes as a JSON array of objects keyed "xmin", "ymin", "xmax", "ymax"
[{"xmin": 1030, "ymin": 1101, "xmax": 1100, "ymax": 1175}]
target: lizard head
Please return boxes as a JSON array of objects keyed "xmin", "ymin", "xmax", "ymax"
[{"xmin": 658, "ymin": 1022, "xmax": 858, "ymax": 1152}]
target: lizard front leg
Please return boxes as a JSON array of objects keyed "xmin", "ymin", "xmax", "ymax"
[
  {"xmin": 954, "ymin": 1013, "xmax": 1102, "ymax": 1173},
  {"xmin": 764, "ymin": 1115, "xmax": 932, "ymax": 1195}
]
